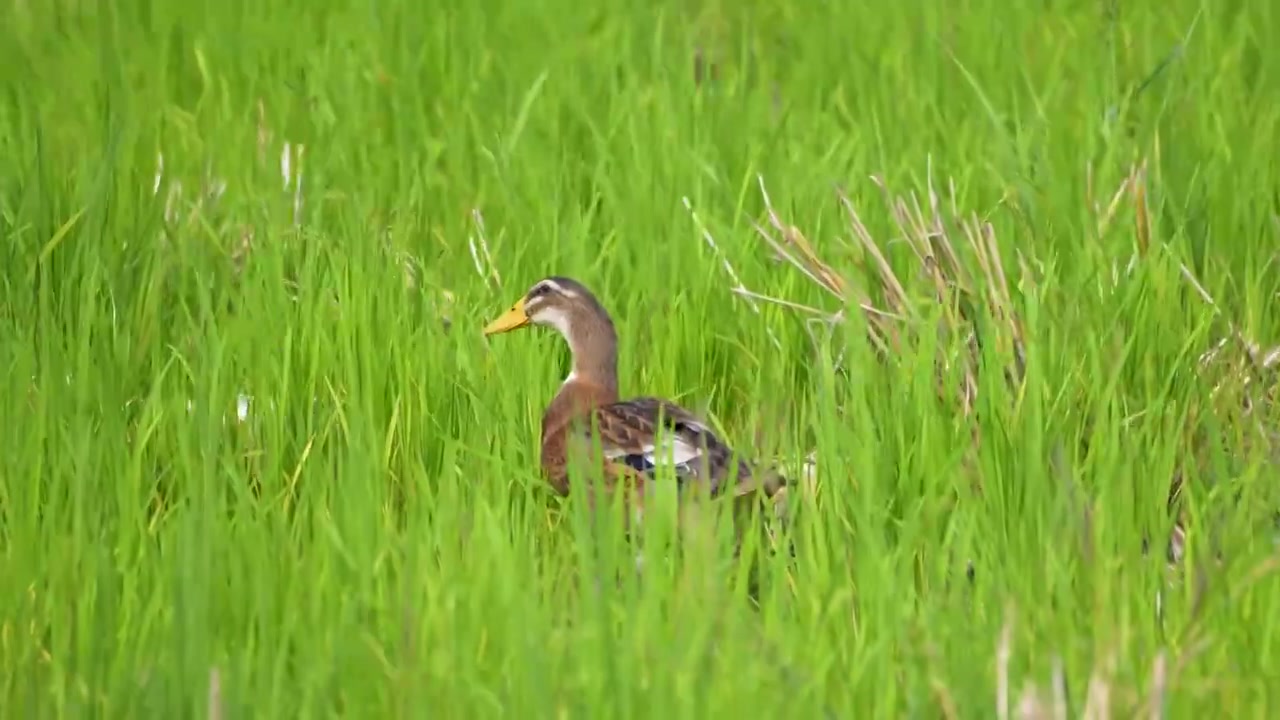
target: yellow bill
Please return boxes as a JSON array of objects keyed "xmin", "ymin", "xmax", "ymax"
[{"xmin": 482, "ymin": 298, "xmax": 530, "ymax": 336}]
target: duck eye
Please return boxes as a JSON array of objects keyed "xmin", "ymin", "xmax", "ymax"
[{"xmin": 529, "ymin": 284, "xmax": 550, "ymax": 298}]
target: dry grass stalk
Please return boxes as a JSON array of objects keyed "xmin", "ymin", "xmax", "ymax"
[
  {"xmin": 692, "ymin": 163, "xmax": 1029, "ymax": 431},
  {"xmin": 208, "ymin": 666, "xmax": 223, "ymax": 720},
  {"xmin": 468, "ymin": 208, "xmax": 502, "ymax": 291}
]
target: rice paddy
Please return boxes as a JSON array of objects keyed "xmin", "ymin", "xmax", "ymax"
[{"xmin": 2, "ymin": 0, "xmax": 1279, "ymax": 716}]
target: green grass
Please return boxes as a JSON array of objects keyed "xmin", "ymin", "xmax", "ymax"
[{"xmin": 3, "ymin": 0, "xmax": 1280, "ymax": 716}]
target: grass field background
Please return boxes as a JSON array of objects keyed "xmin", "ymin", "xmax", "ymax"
[{"xmin": 3, "ymin": 0, "xmax": 1279, "ymax": 716}]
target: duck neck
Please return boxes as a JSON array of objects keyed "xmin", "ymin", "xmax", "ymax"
[
  {"xmin": 561, "ymin": 307, "xmax": 619, "ymax": 398},
  {"xmin": 545, "ymin": 309, "xmax": 620, "ymax": 428}
]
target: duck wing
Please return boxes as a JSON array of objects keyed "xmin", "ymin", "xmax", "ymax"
[{"xmin": 571, "ymin": 396, "xmax": 786, "ymax": 500}]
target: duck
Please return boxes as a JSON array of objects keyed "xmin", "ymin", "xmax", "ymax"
[{"xmin": 481, "ymin": 275, "xmax": 788, "ymax": 517}]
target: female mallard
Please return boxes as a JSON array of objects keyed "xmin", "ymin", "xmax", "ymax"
[{"xmin": 482, "ymin": 276, "xmax": 787, "ymax": 513}]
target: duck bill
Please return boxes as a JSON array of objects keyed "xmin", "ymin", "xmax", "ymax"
[{"xmin": 483, "ymin": 299, "xmax": 530, "ymax": 336}]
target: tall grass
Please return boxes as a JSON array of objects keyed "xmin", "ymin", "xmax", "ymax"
[{"xmin": 2, "ymin": 0, "xmax": 1278, "ymax": 716}]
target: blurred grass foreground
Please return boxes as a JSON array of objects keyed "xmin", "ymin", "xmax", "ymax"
[{"xmin": 2, "ymin": 0, "xmax": 1280, "ymax": 717}]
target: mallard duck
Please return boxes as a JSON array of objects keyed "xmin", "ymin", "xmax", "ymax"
[{"xmin": 482, "ymin": 276, "xmax": 787, "ymax": 514}]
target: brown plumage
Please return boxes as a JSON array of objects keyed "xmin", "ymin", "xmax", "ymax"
[{"xmin": 482, "ymin": 276, "xmax": 787, "ymax": 513}]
